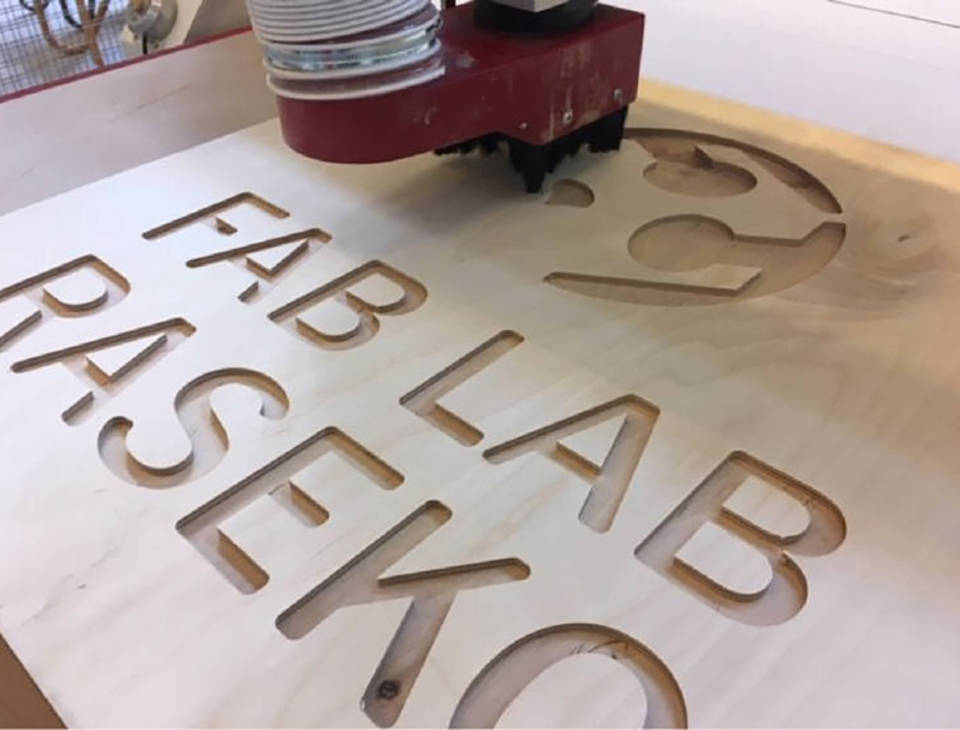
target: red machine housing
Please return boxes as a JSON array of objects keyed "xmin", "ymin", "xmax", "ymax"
[{"xmin": 275, "ymin": 2, "xmax": 645, "ymax": 164}]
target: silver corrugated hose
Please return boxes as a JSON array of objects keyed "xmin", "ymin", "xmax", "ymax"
[{"xmin": 246, "ymin": 0, "xmax": 444, "ymax": 100}]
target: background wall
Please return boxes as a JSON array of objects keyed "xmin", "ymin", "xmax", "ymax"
[{"xmin": 613, "ymin": 0, "xmax": 960, "ymax": 163}]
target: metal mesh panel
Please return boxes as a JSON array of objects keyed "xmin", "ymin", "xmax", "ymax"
[{"xmin": 0, "ymin": 0, "xmax": 128, "ymax": 97}]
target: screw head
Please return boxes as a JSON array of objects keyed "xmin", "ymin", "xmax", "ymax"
[
  {"xmin": 377, "ymin": 680, "xmax": 400, "ymax": 700},
  {"xmin": 562, "ymin": 109, "xmax": 574, "ymax": 125},
  {"xmin": 613, "ymin": 88, "xmax": 623, "ymax": 103}
]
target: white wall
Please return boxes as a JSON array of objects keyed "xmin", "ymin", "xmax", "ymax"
[{"xmin": 612, "ymin": 0, "xmax": 960, "ymax": 162}]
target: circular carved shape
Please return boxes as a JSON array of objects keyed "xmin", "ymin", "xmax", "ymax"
[
  {"xmin": 629, "ymin": 217, "xmax": 733, "ymax": 272},
  {"xmin": 546, "ymin": 129, "xmax": 846, "ymax": 307},
  {"xmin": 630, "ymin": 129, "xmax": 842, "ymax": 214},
  {"xmin": 643, "ymin": 159, "xmax": 757, "ymax": 197},
  {"xmin": 547, "ymin": 179, "xmax": 595, "ymax": 208}
]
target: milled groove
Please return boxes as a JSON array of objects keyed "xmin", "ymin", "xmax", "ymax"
[
  {"xmin": 186, "ymin": 227, "xmax": 332, "ymax": 303},
  {"xmin": 450, "ymin": 623, "xmax": 688, "ymax": 728},
  {"xmin": 185, "ymin": 228, "xmax": 331, "ymax": 268},
  {"xmin": 177, "ymin": 428, "xmax": 402, "ymax": 593},
  {"xmin": 635, "ymin": 451, "xmax": 846, "ymax": 625},
  {"xmin": 484, "ymin": 395, "xmax": 660, "ymax": 533},
  {"xmin": 400, "ymin": 330, "xmax": 525, "ymax": 446},
  {"xmin": 11, "ymin": 318, "xmax": 195, "ymax": 426},
  {"xmin": 99, "ymin": 368, "xmax": 288, "ymax": 488},
  {"xmin": 141, "ymin": 192, "xmax": 289, "ymax": 240},
  {"xmin": 276, "ymin": 501, "xmax": 529, "ymax": 727},
  {"xmin": 1, "ymin": 255, "xmax": 130, "ymax": 351},
  {"xmin": 268, "ymin": 261, "xmax": 427, "ymax": 351}
]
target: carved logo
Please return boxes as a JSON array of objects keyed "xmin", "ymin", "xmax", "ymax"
[{"xmin": 545, "ymin": 129, "xmax": 847, "ymax": 306}]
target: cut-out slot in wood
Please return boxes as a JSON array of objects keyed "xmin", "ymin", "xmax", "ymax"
[
  {"xmin": 11, "ymin": 318, "xmax": 194, "ymax": 425},
  {"xmin": 0, "ymin": 298, "xmax": 42, "ymax": 349},
  {"xmin": 484, "ymin": 395, "xmax": 659, "ymax": 533},
  {"xmin": 42, "ymin": 269, "xmax": 108, "ymax": 312},
  {"xmin": 296, "ymin": 297, "xmax": 363, "ymax": 343},
  {"xmin": 496, "ymin": 650, "xmax": 648, "ymax": 728},
  {"xmin": 491, "ymin": 647, "xmax": 647, "ymax": 730},
  {"xmin": 215, "ymin": 532, "xmax": 268, "ymax": 592},
  {"xmin": 400, "ymin": 330, "xmax": 524, "ymax": 446},
  {"xmin": 142, "ymin": 192, "xmax": 289, "ymax": 240},
  {"xmin": 675, "ymin": 521, "xmax": 773, "ymax": 596},
  {"xmin": 635, "ymin": 451, "xmax": 846, "ymax": 626},
  {"xmin": 186, "ymin": 228, "xmax": 331, "ymax": 303},
  {"xmin": 276, "ymin": 500, "xmax": 529, "ymax": 727},
  {"xmin": 269, "ymin": 261, "xmax": 427, "ymax": 351},
  {"xmin": 0, "ymin": 255, "xmax": 129, "ymax": 350},
  {"xmin": 98, "ymin": 368, "xmax": 288, "ymax": 488},
  {"xmin": 177, "ymin": 428, "xmax": 402, "ymax": 593},
  {"xmin": 724, "ymin": 474, "xmax": 812, "ymax": 537},
  {"xmin": 271, "ymin": 482, "xmax": 330, "ymax": 527},
  {"xmin": 450, "ymin": 623, "xmax": 687, "ymax": 728},
  {"xmin": 210, "ymin": 217, "xmax": 237, "ymax": 235},
  {"xmin": 84, "ymin": 333, "xmax": 168, "ymax": 386}
]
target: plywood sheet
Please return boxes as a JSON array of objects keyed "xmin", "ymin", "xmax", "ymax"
[{"xmin": 0, "ymin": 90, "xmax": 959, "ymax": 727}]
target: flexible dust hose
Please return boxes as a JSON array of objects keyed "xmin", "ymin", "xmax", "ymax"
[{"xmin": 246, "ymin": 0, "xmax": 444, "ymax": 100}]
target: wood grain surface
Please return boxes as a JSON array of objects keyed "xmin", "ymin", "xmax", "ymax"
[{"xmin": 0, "ymin": 82, "xmax": 958, "ymax": 727}]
